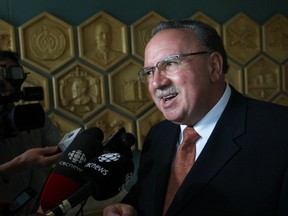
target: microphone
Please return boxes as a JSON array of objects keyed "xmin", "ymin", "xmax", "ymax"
[
  {"xmin": 58, "ymin": 128, "xmax": 83, "ymax": 152},
  {"xmin": 90, "ymin": 127, "xmax": 135, "ymax": 201},
  {"xmin": 103, "ymin": 127, "xmax": 135, "ymax": 158},
  {"xmin": 40, "ymin": 127, "xmax": 104, "ymax": 212},
  {"xmin": 45, "ymin": 129, "xmax": 135, "ymax": 216},
  {"xmin": 88, "ymin": 151, "xmax": 134, "ymax": 200}
]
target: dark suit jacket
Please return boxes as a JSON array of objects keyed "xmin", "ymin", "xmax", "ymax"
[{"xmin": 123, "ymin": 87, "xmax": 288, "ymax": 216}]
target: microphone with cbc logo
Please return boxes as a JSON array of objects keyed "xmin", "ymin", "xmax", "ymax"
[{"xmin": 40, "ymin": 127, "xmax": 104, "ymax": 212}]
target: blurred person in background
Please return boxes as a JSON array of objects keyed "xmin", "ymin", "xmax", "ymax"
[{"xmin": 0, "ymin": 50, "xmax": 62, "ymax": 216}]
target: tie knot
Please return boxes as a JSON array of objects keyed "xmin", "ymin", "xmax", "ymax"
[{"xmin": 182, "ymin": 126, "xmax": 200, "ymax": 145}]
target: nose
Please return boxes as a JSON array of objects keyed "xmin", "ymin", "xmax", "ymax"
[{"xmin": 149, "ymin": 68, "xmax": 170, "ymax": 89}]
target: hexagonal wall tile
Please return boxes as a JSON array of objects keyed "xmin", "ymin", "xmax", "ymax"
[
  {"xmin": 272, "ymin": 94, "xmax": 288, "ymax": 107},
  {"xmin": 19, "ymin": 12, "xmax": 74, "ymax": 73},
  {"xmin": 109, "ymin": 60, "xmax": 153, "ymax": 116},
  {"xmin": 191, "ymin": 11, "xmax": 222, "ymax": 36},
  {"xmin": 53, "ymin": 61, "xmax": 105, "ymax": 121},
  {"xmin": 223, "ymin": 13, "xmax": 261, "ymax": 64},
  {"xmin": 49, "ymin": 113, "xmax": 81, "ymax": 136},
  {"xmin": 263, "ymin": 13, "xmax": 288, "ymax": 63},
  {"xmin": 282, "ymin": 61, "xmax": 288, "ymax": 94},
  {"xmin": 85, "ymin": 108, "xmax": 134, "ymax": 143},
  {"xmin": 0, "ymin": 18, "xmax": 16, "ymax": 51},
  {"xmin": 244, "ymin": 55, "xmax": 280, "ymax": 101},
  {"xmin": 131, "ymin": 11, "xmax": 167, "ymax": 61},
  {"xmin": 225, "ymin": 59, "xmax": 243, "ymax": 93},
  {"xmin": 136, "ymin": 106, "xmax": 165, "ymax": 150},
  {"xmin": 78, "ymin": 11, "xmax": 128, "ymax": 71}
]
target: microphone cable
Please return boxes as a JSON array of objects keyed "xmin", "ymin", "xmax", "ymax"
[{"xmin": 74, "ymin": 198, "xmax": 88, "ymax": 216}]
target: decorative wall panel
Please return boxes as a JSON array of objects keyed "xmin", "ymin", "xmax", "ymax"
[
  {"xmin": 85, "ymin": 108, "xmax": 133, "ymax": 141},
  {"xmin": 131, "ymin": 11, "xmax": 167, "ymax": 60},
  {"xmin": 19, "ymin": 12, "xmax": 74, "ymax": 74},
  {"xmin": 244, "ymin": 55, "xmax": 280, "ymax": 101},
  {"xmin": 53, "ymin": 61, "xmax": 105, "ymax": 121},
  {"xmin": 225, "ymin": 60, "xmax": 243, "ymax": 93},
  {"xmin": 136, "ymin": 107, "xmax": 165, "ymax": 150},
  {"xmin": 109, "ymin": 59, "xmax": 152, "ymax": 116},
  {"xmin": 191, "ymin": 12, "xmax": 222, "ymax": 36},
  {"xmin": 0, "ymin": 11, "xmax": 287, "ymax": 151},
  {"xmin": 262, "ymin": 13, "xmax": 288, "ymax": 63},
  {"xmin": 49, "ymin": 113, "xmax": 81, "ymax": 136},
  {"xmin": 78, "ymin": 11, "xmax": 128, "ymax": 71},
  {"xmin": 223, "ymin": 13, "xmax": 261, "ymax": 64},
  {"xmin": 0, "ymin": 19, "xmax": 16, "ymax": 51}
]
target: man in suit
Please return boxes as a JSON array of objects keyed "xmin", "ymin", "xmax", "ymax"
[{"xmin": 103, "ymin": 19, "xmax": 288, "ymax": 216}]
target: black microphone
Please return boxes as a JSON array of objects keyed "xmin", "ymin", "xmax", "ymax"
[
  {"xmin": 103, "ymin": 127, "xmax": 135, "ymax": 158},
  {"xmin": 45, "ymin": 129, "xmax": 135, "ymax": 216},
  {"xmin": 40, "ymin": 127, "xmax": 104, "ymax": 212}
]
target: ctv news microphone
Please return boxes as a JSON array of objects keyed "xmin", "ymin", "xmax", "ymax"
[
  {"xmin": 92, "ymin": 127, "xmax": 135, "ymax": 200},
  {"xmin": 40, "ymin": 127, "xmax": 104, "ymax": 212},
  {"xmin": 45, "ymin": 128, "xmax": 135, "ymax": 216},
  {"xmin": 103, "ymin": 127, "xmax": 135, "ymax": 158}
]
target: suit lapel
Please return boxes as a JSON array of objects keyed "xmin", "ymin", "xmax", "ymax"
[
  {"xmin": 151, "ymin": 122, "xmax": 180, "ymax": 215},
  {"xmin": 166, "ymin": 87, "xmax": 247, "ymax": 215}
]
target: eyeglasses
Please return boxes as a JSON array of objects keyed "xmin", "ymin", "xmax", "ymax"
[{"xmin": 138, "ymin": 51, "xmax": 210, "ymax": 83}]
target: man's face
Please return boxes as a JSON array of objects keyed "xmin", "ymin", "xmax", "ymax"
[
  {"xmin": 95, "ymin": 24, "xmax": 112, "ymax": 48},
  {"xmin": 144, "ymin": 28, "xmax": 218, "ymax": 126},
  {"xmin": 0, "ymin": 58, "xmax": 17, "ymax": 96},
  {"xmin": 71, "ymin": 79, "xmax": 87, "ymax": 99}
]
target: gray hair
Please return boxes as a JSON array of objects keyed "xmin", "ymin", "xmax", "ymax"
[{"xmin": 151, "ymin": 19, "xmax": 229, "ymax": 74}]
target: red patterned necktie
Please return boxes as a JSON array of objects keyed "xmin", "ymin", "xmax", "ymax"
[{"xmin": 163, "ymin": 126, "xmax": 200, "ymax": 215}]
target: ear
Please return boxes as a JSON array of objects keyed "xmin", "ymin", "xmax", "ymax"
[{"xmin": 208, "ymin": 52, "xmax": 223, "ymax": 83}]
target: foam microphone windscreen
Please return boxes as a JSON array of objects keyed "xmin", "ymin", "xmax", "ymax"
[
  {"xmin": 83, "ymin": 152, "xmax": 134, "ymax": 201},
  {"xmin": 40, "ymin": 127, "xmax": 104, "ymax": 211},
  {"xmin": 45, "ymin": 152, "xmax": 134, "ymax": 216},
  {"xmin": 103, "ymin": 127, "xmax": 135, "ymax": 158}
]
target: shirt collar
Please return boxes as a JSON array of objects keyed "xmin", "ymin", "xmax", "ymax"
[{"xmin": 181, "ymin": 84, "xmax": 231, "ymax": 141}]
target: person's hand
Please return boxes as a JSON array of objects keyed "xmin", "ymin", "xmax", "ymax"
[
  {"xmin": 103, "ymin": 204, "xmax": 137, "ymax": 216},
  {"xmin": 0, "ymin": 146, "xmax": 62, "ymax": 183},
  {"xmin": 18, "ymin": 146, "xmax": 62, "ymax": 169}
]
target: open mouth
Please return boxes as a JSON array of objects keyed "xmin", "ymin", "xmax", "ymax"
[
  {"xmin": 156, "ymin": 86, "xmax": 180, "ymax": 103},
  {"xmin": 162, "ymin": 93, "xmax": 178, "ymax": 102}
]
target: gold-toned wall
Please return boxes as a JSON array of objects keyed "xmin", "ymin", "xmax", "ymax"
[{"xmin": 0, "ymin": 11, "xmax": 288, "ymax": 151}]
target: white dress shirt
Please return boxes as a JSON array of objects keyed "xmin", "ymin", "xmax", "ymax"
[{"xmin": 179, "ymin": 84, "xmax": 231, "ymax": 160}]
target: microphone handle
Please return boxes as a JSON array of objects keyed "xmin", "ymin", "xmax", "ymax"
[{"xmin": 46, "ymin": 182, "xmax": 94, "ymax": 216}]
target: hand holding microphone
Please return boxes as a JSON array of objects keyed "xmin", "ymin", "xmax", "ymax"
[{"xmin": 21, "ymin": 146, "xmax": 62, "ymax": 168}]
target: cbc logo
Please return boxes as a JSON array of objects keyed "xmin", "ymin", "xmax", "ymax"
[
  {"xmin": 98, "ymin": 153, "xmax": 120, "ymax": 162},
  {"xmin": 68, "ymin": 150, "xmax": 86, "ymax": 163}
]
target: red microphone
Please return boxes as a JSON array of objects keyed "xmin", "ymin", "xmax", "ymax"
[{"xmin": 39, "ymin": 127, "xmax": 104, "ymax": 211}]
